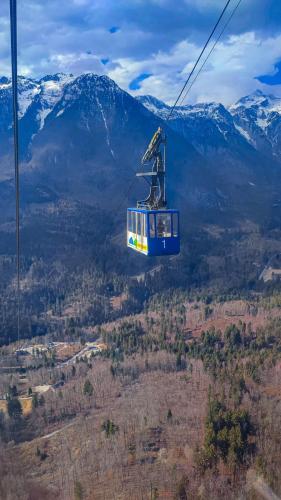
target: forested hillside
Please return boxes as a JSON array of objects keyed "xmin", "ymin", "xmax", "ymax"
[{"xmin": 1, "ymin": 293, "xmax": 281, "ymax": 498}]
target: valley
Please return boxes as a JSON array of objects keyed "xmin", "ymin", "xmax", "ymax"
[{"xmin": 1, "ymin": 292, "xmax": 281, "ymax": 498}]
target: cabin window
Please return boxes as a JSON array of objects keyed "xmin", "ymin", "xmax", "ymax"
[
  {"xmin": 128, "ymin": 211, "xmax": 136, "ymax": 233},
  {"xmin": 172, "ymin": 213, "xmax": 178, "ymax": 237},
  {"xmin": 134, "ymin": 212, "xmax": 137, "ymax": 233},
  {"xmin": 142, "ymin": 214, "xmax": 146, "ymax": 238},
  {"xmin": 149, "ymin": 214, "xmax": 156, "ymax": 238},
  {"xmin": 137, "ymin": 213, "xmax": 142, "ymax": 235},
  {"xmin": 128, "ymin": 211, "xmax": 132, "ymax": 232},
  {"xmin": 156, "ymin": 213, "xmax": 171, "ymax": 238}
]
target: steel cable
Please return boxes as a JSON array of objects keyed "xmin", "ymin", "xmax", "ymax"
[
  {"xmin": 178, "ymin": 0, "xmax": 243, "ymax": 107},
  {"xmin": 10, "ymin": 0, "xmax": 21, "ymax": 342},
  {"xmin": 167, "ymin": 0, "xmax": 232, "ymax": 121}
]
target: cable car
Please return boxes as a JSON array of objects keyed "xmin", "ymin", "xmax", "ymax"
[
  {"xmin": 127, "ymin": 208, "xmax": 179, "ymax": 256},
  {"xmin": 127, "ymin": 127, "xmax": 180, "ymax": 256}
]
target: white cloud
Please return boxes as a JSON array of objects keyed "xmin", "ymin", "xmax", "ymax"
[
  {"xmin": 108, "ymin": 31, "xmax": 281, "ymax": 105},
  {"xmin": 1, "ymin": 0, "xmax": 281, "ymax": 106},
  {"xmin": 47, "ymin": 52, "xmax": 103, "ymax": 75}
]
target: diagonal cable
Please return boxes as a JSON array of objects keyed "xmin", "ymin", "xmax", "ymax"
[
  {"xmin": 178, "ymin": 0, "xmax": 243, "ymax": 107},
  {"xmin": 167, "ymin": 0, "xmax": 232, "ymax": 121}
]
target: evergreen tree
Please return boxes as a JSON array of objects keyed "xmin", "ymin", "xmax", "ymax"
[
  {"xmin": 83, "ymin": 379, "xmax": 93, "ymax": 397},
  {"xmin": 101, "ymin": 419, "xmax": 119, "ymax": 437},
  {"xmin": 74, "ymin": 480, "xmax": 84, "ymax": 500},
  {"xmin": 32, "ymin": 393, "xmax": 39, "ymax": 408},
  {"xmin": 167, "ymin": 409, "xmax": 173, "ymax": 422},
  {"xmin": 7, "ymin": 397, "xmax": 22, "ymax": 419}
]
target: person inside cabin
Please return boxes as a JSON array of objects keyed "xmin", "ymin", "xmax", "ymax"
[{"xmin": 157, "ymin": 218, "xmax": 165, "ymax": 237}]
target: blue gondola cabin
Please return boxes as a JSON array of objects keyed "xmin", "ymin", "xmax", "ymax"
[{"xmin": 127, "ymin": 208, "xmax": 180, "ymax": 256}]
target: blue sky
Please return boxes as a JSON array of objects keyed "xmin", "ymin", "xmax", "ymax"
[{"xmin": 1, "ymin": 0, "xmax": 281, "ymax": 104}]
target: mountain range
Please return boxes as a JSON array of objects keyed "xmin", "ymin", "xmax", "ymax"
[
  {"xmin": 1, "ymin": 73, "xmax": 280, "ymax": 162},
  {"xmin": 137, "ymin": 90, "xmax": 281, "ymax": 159},
  {"xmin": 1, "ymin": 73, "xmax": 281, "ymax": 253}
]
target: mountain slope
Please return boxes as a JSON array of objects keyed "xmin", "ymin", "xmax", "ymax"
[
  {"xmin": 137, "ymin": 95, "xmax": 255, "ymax": 156},
  {"xmin": 1, "ymin": 75, "xmax": 281, "ymax": 234},
  {"xmin": 23, "ymin": 73, "xmax": 205, "ymax": 213},
  {"xmin": 138, "ymin": 92, "xmax": 281, "ymax": 225},
  {"xmin": 138, "ymin": 89, "xmax": 281, "ymax": 164},
  {"xmin": 229, "ymin": 89, "xmax": 281, "ymax": 157}
]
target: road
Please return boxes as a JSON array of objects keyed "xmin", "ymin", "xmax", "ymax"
[
  {"xmin": 38, "ymin": 421, "xmax": 75, "ymax": 440},
  {"xmin": 60, "ymin": 345, "xmax": 90, "ymax": 366}
]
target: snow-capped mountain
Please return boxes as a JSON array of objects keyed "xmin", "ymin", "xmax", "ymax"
[
  {"xmin": 137, "ymin": 95, "xmax": 170, "ymax": 118},
  {"xmin": 1, "ymin": 74, "xmax": 280, "ymax": 163},
  {"xmin": 0, "ymin": 73, "xmax": 281, "ymax": 230},
  {"xmin": 138, "ymin": 89, "xmax": 281, "ymax": 164},
  {"xmin": 229, "ymin": 89, "xmax": 281, "ymax": 157},
  {"xmin": 0, "ymin": 73, "xmax": 76, "ymax": 159},
  {"xmin": 0, "ymin": 73, "xmax": 75, "ymax": 120},
  {"xmin": 138, "ymin": 95, "xmax": 255, "ymax": 158},
  {"xmin": 0, "ymin": 72, "xmax": 203, "ymax": 214}
]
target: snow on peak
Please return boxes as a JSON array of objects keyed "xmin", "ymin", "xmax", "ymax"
[
  {"xmin": 229, "ymin": 89, "xmax": 281, "ymax": 140},
  {"xmin": 0, "ymin": 76, "xmax": 41, "ymax": 117},
  {"xmin": 0, "ymin": 76, "xmax": 11, "ymax": 90},
  {"xmin": 39, "ymin": 73, "xmax": 73, "ymax": 83},
  {"xmin": 74, "ymin": 73, "xmax": 118, "ymax": 88},
  {"xmin": 230, "ymin": 89, "xmax": 281, "ymax": 113},
  {"xmin": 137, "ymin": 95, "xmax": 170, "ymax": 118},
  {"xmin": 0, "ymin": 73, "xmax": 76, "ymax": 122},
  {"xmin": 176, "ymin": 102, "xmax": 228, "ymax": 120},
  {"xmin": 18, "ymin": 78, "xmax": 41, "ymax": 118},
  {"xmin": 137, "ymin": 95, "xmax": 168, "ymax": 109},
  {"xmin": 34, "ymin": 74, "xmax": 76, "ymax": 130},
  {"xmin": 138, "ymin": 95, "xmax": 230, "ymax": 124}
]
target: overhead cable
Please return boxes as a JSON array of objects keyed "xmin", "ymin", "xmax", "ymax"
[
  {"xmin": 178, "ymin": 0, "xmax": 243, "ymax": 107},
  {"xmin": 10, "ymin": 0, "xmax": 21, "ymax": 342},
  {"xmin": 167, "ymin": 0, "xmax": 232, "ymax": 121}
]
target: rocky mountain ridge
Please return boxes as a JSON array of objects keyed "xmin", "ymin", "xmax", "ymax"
[
  {"xmin": 138, "ymin": 89, "xmax": 281, "ymax": 159},
  {"xmin": 0, "ymin": 73, "xmax": 280, "ymax": 231}
]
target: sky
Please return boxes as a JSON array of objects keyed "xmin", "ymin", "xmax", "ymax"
[{"xmin": 1, "ymin": 0, "xmax": 281, "ymax": 105}]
